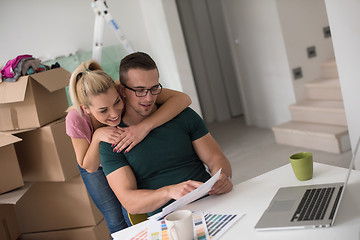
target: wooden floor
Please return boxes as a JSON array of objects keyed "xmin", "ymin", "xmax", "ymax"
[{"xmin": 207, "ymin": 116, "xmax": 352, "ymax": 185}]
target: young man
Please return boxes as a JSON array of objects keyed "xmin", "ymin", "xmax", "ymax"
[{"xmin": 99, "ymin": 52, "xmax": 233, "ymax": 217}]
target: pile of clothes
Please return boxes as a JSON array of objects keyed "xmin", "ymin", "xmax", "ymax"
[{"xmin": 0, "ymin": 54, "xmax": 60, "ymax": 83}]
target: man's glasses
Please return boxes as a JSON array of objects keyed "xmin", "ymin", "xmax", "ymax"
[{"xmin": 122, "ymin": 83, "xmax": 162, "ymax": 97}]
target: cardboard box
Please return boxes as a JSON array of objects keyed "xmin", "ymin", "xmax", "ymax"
[
  {"xmin": 19, "ymin": 219, "xmax": 111, "ymax": 240},
  {"xmin": 0, "ymin": 204, "xmax": 21, "ymax": 240},
  {"xmin": 0, "ymin": 133, "xmax": 24, "ymax": 194},
  {"xmin": 12, "ymin": 117, "xmax": 78, "ymax": 182},
  {"xmin": 14, "ymin": 175, "xmax": 103, "ymax": 233},
  {"xmin": 0, "ymin": 68, "xmax": 70, "ymax": 131}
]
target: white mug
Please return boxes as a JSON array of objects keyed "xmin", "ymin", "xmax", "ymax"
[{"xmin": 165, "ymin": 210, "xmax": 194, "ymax": 240}]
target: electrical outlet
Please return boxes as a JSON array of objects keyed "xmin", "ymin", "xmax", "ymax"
[
  {"xmin": 293, "ymin": 67, "xmax": 303, "ymax": 80},
  {"xmin": 323, "ymin": 26, "xmax": 331, "ymax": 38},
  {"xmin": 307, "ymin": 46, "xmax": 316, "ymax": 58}
]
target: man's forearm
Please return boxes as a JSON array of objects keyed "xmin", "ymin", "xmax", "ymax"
[
  {"xmin": 108, "ymin": 175, "xmax": 203, "ymax": 215},
  {"xmin": 209, "ymin": 156, "xmax": 232, "ymax": 178},
  {"xmin": 119, "ymin": 187, "xmax": 172, "ymax": 215},
  {"xmin": 107, "ymin": 165, "xmax": 204, "ymax": 215},
  {"xmin": 106, "ymin": 166, "xmax": 171, "ymax": 214}
]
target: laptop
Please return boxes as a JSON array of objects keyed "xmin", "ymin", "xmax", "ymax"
[{"xmin": 255, "ymin": 137, "xmax": 360, "ymax": 231}]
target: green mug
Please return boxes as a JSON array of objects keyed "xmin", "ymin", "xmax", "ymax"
[{"xmin": 290, "ymin": 152, "xmax": 313, "ymax": 181}]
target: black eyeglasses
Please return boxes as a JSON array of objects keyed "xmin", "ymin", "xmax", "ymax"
[{"xmin": 122, "ymin": 83, "xmax": 163, "ymax": 97}]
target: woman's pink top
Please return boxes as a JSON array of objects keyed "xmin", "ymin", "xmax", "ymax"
[
  {"xmin": 65, "ymin": 109, "xmax": 93, "ymax": 144},
  {"xmin": 66, "ymin": 109, "xmax": 104, "ymax": 168}
]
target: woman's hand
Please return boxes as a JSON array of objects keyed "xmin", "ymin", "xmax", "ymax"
[
  {"xmin": 93, "ymin": 126, "xmax": 123, "ymax": 145},
  {"xmin": 113, "ymin": 124, "xmax": 151, "ymax": 153}
]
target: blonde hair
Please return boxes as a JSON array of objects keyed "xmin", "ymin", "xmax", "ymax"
[{"xmin": 68, "ymin": 59, "xmax": 116, "ymax": 114}]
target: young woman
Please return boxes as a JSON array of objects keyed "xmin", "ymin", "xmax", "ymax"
[{"xmin": 65, "ymin": 59, "xmax": 191, "ymax": 234}]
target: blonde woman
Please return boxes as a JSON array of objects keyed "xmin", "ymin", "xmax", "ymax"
[{"xmin": 65, "ymin": 59, "xmax": 191, "ymax": 233}]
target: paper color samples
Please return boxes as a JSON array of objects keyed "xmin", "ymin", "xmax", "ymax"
[
  {"xmin": 159, "ymin": 220, "xmax": 169, "ymax": 240},
  {"xmin": 130, "ymin": 227, "xmax": 148, "ymax": 240},
  {"xmin": 129, "ymin": 211, "xmax": 243, "ymax": 240},
  {"xmin": 150, "ymin": 231, "xmax": 160, "ymax": 240},
  {"xmin": 148, "ymin": 219, "xmax": 169, "ymax": 240},
  {"xmin": 130, "ymin": 220, "xmax": 169, "ymax": 240},
  {"xmin": 204, "ymin": 213, "xmax": 242, "ymax": 239},
  {"xmin": 193, "ymin": 212, "xmax": 210, "ymax": 240}
]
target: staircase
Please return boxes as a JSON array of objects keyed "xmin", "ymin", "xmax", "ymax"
[{"xmin": 272, "ymin": 59, "xmax": 350, "ymax": 153}]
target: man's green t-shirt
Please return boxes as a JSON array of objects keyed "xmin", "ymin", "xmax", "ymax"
[{"xmin": 99, "ymin": 107, "xmax": 211, "ymax": 215}]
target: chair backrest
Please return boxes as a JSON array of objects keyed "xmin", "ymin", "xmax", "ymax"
[{"xmin": 128, "ymin": 212, "xmax": 148, "ymax": 225}]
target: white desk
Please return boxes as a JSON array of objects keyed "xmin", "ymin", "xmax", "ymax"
[{"xmin": 113, "ymin": 163, "xmax": 360, "ymax": 240}]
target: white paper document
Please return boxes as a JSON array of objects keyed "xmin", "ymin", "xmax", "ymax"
[{"xmin": 149, "ymin": 169, "xmax": 222, "ymax": 221}]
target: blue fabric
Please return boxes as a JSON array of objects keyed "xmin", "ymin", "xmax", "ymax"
[
  {"xmin": 78, "ymin": 165, "xmax": 129, "ymax": 233},
  {"xmin": 121, "ymin": 205, "xmax": 132, "ymax": 227}
]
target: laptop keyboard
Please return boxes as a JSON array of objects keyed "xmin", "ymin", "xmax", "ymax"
[{"xmin": 291, "ymin": 187, "xmax": 336, "ymax": 222}]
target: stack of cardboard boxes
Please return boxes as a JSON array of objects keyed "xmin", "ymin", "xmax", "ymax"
[{"xmin": 0, "ymin": 68, "xmax": 111, "ymax": 240}]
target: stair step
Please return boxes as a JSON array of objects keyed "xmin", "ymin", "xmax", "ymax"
[
  {"xmin": 272, "ymin": 121, "xmax": 350, "ymax": 153},
  {"xmin": 305, "ymin": 78, "xmax": 342, "ymax": 100},
  {"xmin": 289, "ymin": 100, "xmax": 347, "ymax": 126},
  {"xmin": 321, "ymin": 59, "xmax": 338, "ymax": 78}
]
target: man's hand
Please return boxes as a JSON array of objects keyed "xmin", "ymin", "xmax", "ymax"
[
  {"xmin": 208, "ymin": 173, "xmax": 233, "ymax": 195},
  {"xmin": 167, "ymin": 180, "xmax": 203, "ymax": 200}
]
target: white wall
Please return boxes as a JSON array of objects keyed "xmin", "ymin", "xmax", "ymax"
[
  {"xmin": 222, "ymin": 0, "xmax": 296, "ymax": 128},
  {"xmin": 1, "ymin": 0, "xmax": 343, "ymax": 131},
  {"xmin": 222, "ymin": 0, "xmax": 335, "ymax": 128},
  {"xmin": 0, "ymin": 0, "xmax": 143, "ymax": 61},
  {"xmin": 325, "ymin": 0, "xmax": 360, "ymax": 169},
  {"xmin": 0, "ymin": 0, "xmax": 201, "ymax": 114},
  {"xmin": 140, "ymin": 0, "xmax": 202, "ymax": 114},
  {"xmin": 277, "ymin": 0, "xmax": 334, "ymax": 102}
]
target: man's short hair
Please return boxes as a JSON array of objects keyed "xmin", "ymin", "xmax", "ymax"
[{"xmin": 119, "ymin": 52, "xmax": 158, "ymax": 84}]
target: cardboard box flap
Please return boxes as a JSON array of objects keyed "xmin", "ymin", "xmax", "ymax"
[
  {"xmin": 30, "ymin": 68, "xmax": 70, "ymax": 92},
  {"xmin": 4, "ymin": 127, "xmax": 36, "ymax": 135},
  {"xmin": 4, "ymin": 118, "xmax": 63, "ymax": 135},
  {"xmin": 0, "ymin": 77, "xmax": 28, "ymax": 104},
  {"xmin": 0, "ymin": 183, "xmax": 31, "ymax": 204},
  {"xmin": 0, "ymin": 133, "xmax": 22, "ymax": 147}
]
